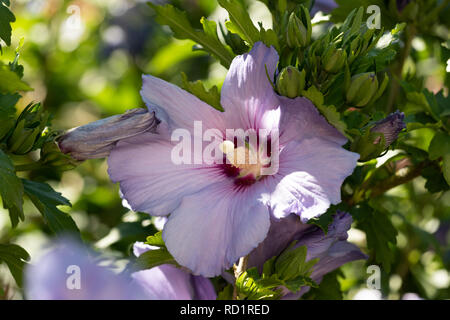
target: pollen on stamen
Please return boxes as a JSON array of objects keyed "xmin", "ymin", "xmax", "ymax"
[{"xmin": 219, "ymin": 139, "xmax": 269, "ymax": 186}]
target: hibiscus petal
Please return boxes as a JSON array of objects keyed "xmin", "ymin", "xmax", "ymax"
[
  {"xmin": 141, "ymin": 75, "xmax": 225, "ymax": 133},
  {"xmin": 25, "ymin": 238, "xmax": 145, "ymax": 300},
  {"xmin": 108, "ymin": 138, "xmax": 226, "ymax": 215},
  {"xmin": 131, "ymin": 242, "xmax": 217, "ymax": 300},
  {"xmin": 221, "ymin": 42, "xmax": 280, "ymax": 130},
  {"xmin": 163, "ymin": 182, "xmax": 270, "ymax": 277},
  {"xmin": 268, "ymin": 138, "xmax": 359, "ymax": 221},
  {"xmin": 310, "ymin": 241, "xmax": 367, "ymax": 282},
  {"xmin": 296, "ymin": 212, "xmax": 367, "ymax": 284},
  {"xmin": 247, "ymin": 214, "xmax": 312, "ymax": 269},
  {"xmin": 131, "ymin": 265, "xmax": 195, "ymax": 300},
  {"xmin": 278, "ymin": 96, "xmax": 347, "ymax": 146},
  {"xmin": 295, "ymin": 211, "xmax": 353, "ymax": 259},
  {"xmin": 246, "ymin": 212, "xmax": 366, "ymax": 300},
  {"xmin": 191, "ymin": 276, "xmax": 218, "ymax": 300}
]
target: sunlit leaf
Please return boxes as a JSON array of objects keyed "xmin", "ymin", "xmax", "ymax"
[
  {"xmin": 0, "ymin": 150, "xmax": 24, "ymax": 227},
  {"xmin": 23, "ymin": 179, "xmax": 79, "ymax": 235},
  {"xmin": 0, "ymin": 243, "xmax": 29, "ymax": 287},
  {"xmin": 148, "ymin": 3, "xmax": 234, "ymax": 67}
]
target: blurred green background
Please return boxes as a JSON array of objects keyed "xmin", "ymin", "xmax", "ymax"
[{"xmin": 0, "ymin": 0, "xmax": 449, "ymax": 300}]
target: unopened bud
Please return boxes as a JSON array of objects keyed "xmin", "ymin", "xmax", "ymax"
[
  {"xmin": 58, "ymin": 108, "xmax": 158, "ymax": 160},
  {"xmin": 371, "ymin": 111, "xmax": 406, "ymax": 147},
  {"xmin": 40, "ymin": 141, "xmax": 80, "ymax": 171},
  {"xmin": 351, "ymin": 111, "xmax": 406, "ymax": 161},
  {"xmin": 276, "ymin": 67, "xmax": 306, "ymax": 98},
  {"xmin": 7, "ymin": 103, "xmax": 49, "ymax": 155},
  {"xmin": 322, "ymin": 46, "xmax": 347, "ymax": 73},
  {"xmin": 346, "ymin": 72, "xmax": 379, "ymax": 107},
  {"xmin": 286, "ymin": 6, "xmax": 311, "ymax": 48}
]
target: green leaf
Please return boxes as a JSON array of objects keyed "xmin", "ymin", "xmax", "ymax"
[
  {"xmin": 133, "ymin": 247, "xmax": 178, "ymax": 270},
  {"xmin": 145, "ymin": 231, "xmax": 166, "ymax": 247},
  {"xmin": 0, "ymin": 243, "xmax": 30, "ymax": 287},
  {"xmin": 342, "ymin": 7, "xmax": 364, "ymax": 45},
  {"xmin": 235, "ymin": 269, "xmax": 282, "ymax": 300},
  {"xmin": 283, "ymin": 274, "xmax": 316, "ymax": 292},
  {"xmin": 351, "ymin": 203, "xmax": 397, "ymax": 272},
  {"xmin": 352, "ymin": 48, "xmax": 397, "ymax": 74},
  {"xmin": 217, "ymin": 284, "xmax": 234, "ymax": 300},
  {"xmin": 443, "ymin": 154, "xmax": 450, "ymax": 186},
  {"xmin": 275, "ymin": 244, "xmax": 318, "ymax": 282},
  {"xmin": 262, "ymin": 255, "xmax": 276, "ymax": 278},
  {"xmin": 181, "ymin": 72, "xmax": 223, "ymax": 111},
  {"xmin": 302, "ymin": 86, "xmax": 349, "ymax": 138},
  {"xmin": 421, "ymin": 163, "xmax": 450, "ymax": 193},
  {"xmin": 423, "ymin": 89, "xmax": 448, "ymax": 121},
  {"xmin": 9, "ymin": 40, "xmax": 25, "ymax": 78},
  {"xmin": 0, "ymin": 94, "xmax": 18, "ymax": 141},
  {"xmin": 428, "ymin": 132, "xmax": 450, "ymax": 160},
  {"xmin": 258, "ymin": 25, "xmax": 279, "ymax": 51},
  {"xmin": 0, "ymin": 92, "xmax": 20, "ymax": 109},
  {"xmin": 22, "ymin": 179, "xmax": 79, "ymax": 235},
  {"xmin": 301, "ymin": 85, "xmax": 324, "ymax": 107},
  {"xmin": 147, "ymin": 40, "xmax": 207, "ymax": 75},
  {"xmin": 331, "ymin": 0, "xmax": 397, "ymax": 29},
  {"xmin": 219, "ymin": 0, "xmax": 260, "ymax": 46},
  {"xmin": 308, "ymin": 206, "xmax": 337, "ymax": 233},
  {"xmin": 317, "ymin": 104, "xmax": 350, "ymax": 139},
  {"xmin": 0, "ymin": 0, "xmax": 14, "ymax": 50},
  {"xmin": 303, "ymin": 270, "xmax": 344, "ymax": 300},
  {"xmin": 235, "ymin": 244, "xmax": 319, "ymax": 300},
  {"xmin": 148, "ymin": 3, "xmax": 234, "ymax": 68},
  {"xmin": 0, "ymin": 150, "xmax": 24, "ymax": 227},
  {"xmin": 0, "ymin": 63, "xmax": 32, "ymax": 94}
]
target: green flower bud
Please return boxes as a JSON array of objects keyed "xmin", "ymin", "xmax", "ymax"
[
  {"xmin": 10, "ymin": 127, "xmax": 40, "ymax": 155},
  {"xmin": 346, "ymin": 72, "xmax": 379, "ymax": 107},
  {"xmin": 351, "ymin": 111, "xmax": 406, "ymax": 161},
  {"xmin": 7, "ymin": 103, "xmax": 49, "ymax": 155},
  {"xmin": 351, "ymin": 131, "xmax": 386, "ymax": 162},
  {"xmin": 322, "ymin": 46, "xmax": 347, "ymax": 73},
  {"xmin": 286, "ymin": 6, "xmax": 311, "ymax": 48},
  {"xmin": 276, "ymin": 66, "xmax": 306, "ymax": 99},
  {"xmin": 40, "ymin": 141, "xmax": 80, "ymax": 171}
]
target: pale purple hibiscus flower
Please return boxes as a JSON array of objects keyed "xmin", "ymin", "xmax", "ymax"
[
  {"xmin": 25, "ymin": 238, "xmax": 144, "ymax": 300},
  {"xmin": 106, "ymin": 42, "xmax": 359, "ymax": 277},
  {"xmin": 132, "ymin": 242, "xmax": 216, "ymax": 300},
  {"xmin": 24, "ymin": 238, "xmax": 215, "ymax": 300},
  {"xmin": 248, "ymin": 211, "xmax": 367, "ymax": 299}
]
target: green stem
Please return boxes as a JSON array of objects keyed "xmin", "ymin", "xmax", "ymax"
[
  {"xmin": 368, "ymin": 160, "xmax": 427, "ymax": 198},
  {"xmin": 232, "ymin": 255, "xmax": 249, "ymax": 300},
  {"xmin": 386, "ymin": 24, "xmax": 416, "ymax": 113},
  {"xmin": 348, "ymin": 159, "xmax": 429, "ymax": 205},
  {"xmin": 14, "ymin": 162, "xmax": 43, "ymax": 172}
]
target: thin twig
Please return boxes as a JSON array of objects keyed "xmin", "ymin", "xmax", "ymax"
[
  {"xmin": 386, "ymin": 24, "xmax": 416, "ymax": 113},
  {"xmin": 348, "ymin": 159, "xmax": 430, "ymax": 205}
]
